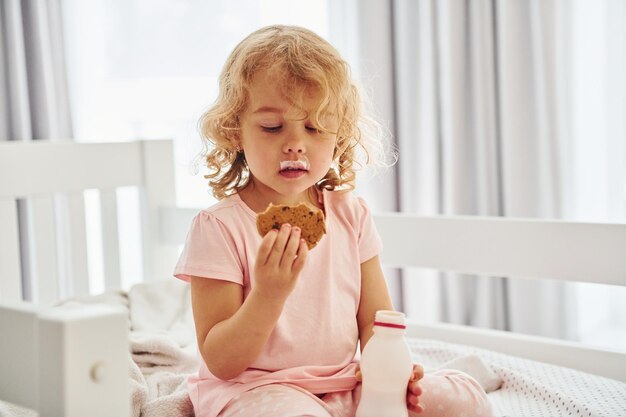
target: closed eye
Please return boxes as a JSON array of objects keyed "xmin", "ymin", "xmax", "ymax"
[
  {"xmin": 305, "ymin": 126, "xmax": 321, "ymax": 134},
  {"xmin": 261, "ymin": 125, "xmax": 282, "ymax": 132}
]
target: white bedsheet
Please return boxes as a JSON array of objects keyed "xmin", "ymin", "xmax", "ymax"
[{"xmin": 2, "ymin": 279, "xmax": 625, "ymax": 417}]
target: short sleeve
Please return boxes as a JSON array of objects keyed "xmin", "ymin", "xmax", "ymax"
[
  {"xmin": 355, "ymin": 197, "xmax": 384, "ymax": 263},
  {"xmin": 173, "ymin": 211, "xmax": 244, "ymax": 284}
]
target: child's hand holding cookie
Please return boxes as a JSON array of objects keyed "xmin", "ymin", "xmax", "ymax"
[{"xmin": 253, "ymin": 222, "xmax": 308, "ymax": 302}]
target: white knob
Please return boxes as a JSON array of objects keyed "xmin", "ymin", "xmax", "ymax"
[{"xmin": 90, "ymin": 361, "xmax": 107, "ymax": 382}]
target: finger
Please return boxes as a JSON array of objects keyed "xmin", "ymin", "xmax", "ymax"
[
  {"xmin": 411, "ymin": 364, "xmax": 425, "ymax": 381},
  {"xmin": 407, "ymin": 393, "xmax": 425, "ymax": 413},
  {"xmin": 257, "ymin": 229, "xmax": 278, "ymax": 265},
  {"xmin": 291, "ymin": 239, "xmax": 309, "ymax": 275},
  {"xmin": 279, "ymin": 226, "xmax": 302, "ymax": 268},
  {"xmin": 267, "ymin": 223, "xmax": 292, "ymax": 264},
  {"xmin": 408, "ymin": 380, "xmax": 422, "ymax": 396},
  {"xmin": 408, "ymin": 403, "xmax": 425, "ymax": 413},
  {"xmin": 355, "ymin": 369, "xmax": 362, "ymax": 382}
]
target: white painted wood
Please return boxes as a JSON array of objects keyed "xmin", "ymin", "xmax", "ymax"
[
  {"xmin": 100, "ymin": 189, "xmax": 121, "ymax": 291},
  {"xmin": 66, "ymin": 192, "xmax": 90, "ymax": 297},
  {"xmin": 38, "ymin": 305, "xmax": 129, "ymax": 417},
  {"xmin": 0, "ymin": 303, "xmax": 38, "ymax": 410},
  {"xmin": 405, "ymin": 320, "xmax": 626, "ymax": 383},
  {"xmin": 0, "ymin": 141, "xmax": 143, "ymax": 198},
  {"xmin": 0, "ymin": 140, "xmax": 180, "ymax": 295},
  {"xmin": 375, "ymin": 213, "xmax": 626, "ymax": 286},
  {"xmin": 0, "ymin": 199, "xmax": 23, "ymax": 302},
  {"xmin": 29, "ymin": 196, "xmax": 60, "ymax": 305},
  {"xmin": 140, "ymin": 140, "xmax": 178, "ymax": 281}
]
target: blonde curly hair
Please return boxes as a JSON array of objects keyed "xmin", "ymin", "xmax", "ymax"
[{"xmin": 199, "ymin": 25, "xmax": 389, "ymax": 200}]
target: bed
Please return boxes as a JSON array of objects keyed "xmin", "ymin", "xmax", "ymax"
[{"xmin": 0, "ymin": 139, "xmax": 624, "ymax": 417}]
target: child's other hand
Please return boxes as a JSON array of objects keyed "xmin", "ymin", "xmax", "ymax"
[
  {"xmin": 354, "ymin": 364, "xmax": 425, "ymax": 413},
  {"xmin": 407, "ymin": 364, "xmax": 425, "ymax": 413},
  {"xmin": 253, "ymin": 223, "xmax": 308, "ymax": 302}
]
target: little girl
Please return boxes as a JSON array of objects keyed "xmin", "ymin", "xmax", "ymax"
[{"xmin": 174, "ymin": 25, "xmax": 491, "ymax": 417}]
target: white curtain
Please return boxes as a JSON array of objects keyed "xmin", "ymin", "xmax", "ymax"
[
  {"xmin": 0, "ymin": 0, "xmax": 74, "ymax": 301},
  {"xmin": 0, "ymin": 0, "xmax": 72, "ymax": 140},
  {"xmin": 352, "ymin": 0, "xmax": 581, "ymax": 339}
]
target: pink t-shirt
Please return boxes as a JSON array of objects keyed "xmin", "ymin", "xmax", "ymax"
[{"xmin": 173, "ymin": 189, "xmax": 383, "ymax": 417}]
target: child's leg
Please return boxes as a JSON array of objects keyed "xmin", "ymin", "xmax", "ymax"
[
  {"xmin": 321, "ymin": 389, "xmax": 359, "ymax": 417},
  {"xmin": 322, "ymin": 371, "xmax": 491, "ymax": 417},
  {"xmin": 413, "ymin": 370, "xmax": 492, "ymax": 417},
  {"xmin": 218, "ymin": 384, "xmax": 333, "ymax": 417}
]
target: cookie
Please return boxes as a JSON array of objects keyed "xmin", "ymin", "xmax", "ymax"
[{"xmin": 256, "ymin": 203, "xmax": 326, "ymax": 249}]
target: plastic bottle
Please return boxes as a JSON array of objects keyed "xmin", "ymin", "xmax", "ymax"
[{"xmin": 355, "ymin": 310, "xmax": 413, "ymax": 417}]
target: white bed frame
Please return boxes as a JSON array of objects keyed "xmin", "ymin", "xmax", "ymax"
[{"xmin": 1, "ymin": 139, "xmax": 625, "ymax": 416}]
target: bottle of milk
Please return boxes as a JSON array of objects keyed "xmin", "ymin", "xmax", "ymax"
[{"xmin": 355, "ymin": 310, "xmax": 413, "ymax": 417}]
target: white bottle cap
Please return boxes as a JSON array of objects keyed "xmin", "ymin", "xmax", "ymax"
[{"xmin": 374, "ymin": 310, "xmax": 407, "ymax": 329}]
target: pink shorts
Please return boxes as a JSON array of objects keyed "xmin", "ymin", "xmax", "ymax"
[{"xmin": 218, "ymin": 370, "xmax": 492, "ymax": 417}]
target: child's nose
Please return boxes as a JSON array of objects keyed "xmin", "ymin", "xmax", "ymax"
[
  {"xmin": 286, "ymin": 145, "xmax": 303, "ymax": 153},
  {"xmin": 283, "ymin": 135, "xmax": 305, "ymax": 153}
]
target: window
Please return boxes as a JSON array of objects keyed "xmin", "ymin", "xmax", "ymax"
[{"xmin": 568, "ymin": 0, "xmax": 626, "ymax": 350}]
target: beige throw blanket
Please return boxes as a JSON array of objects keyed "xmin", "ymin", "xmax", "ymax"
[{"xmin": 126, "ymin": 279, "xmax": 198, "ymax": 417}]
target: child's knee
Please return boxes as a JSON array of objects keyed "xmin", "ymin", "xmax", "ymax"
[{"xmin": 417, "ymin": 371, "xmax": 492, "ymax": 417}]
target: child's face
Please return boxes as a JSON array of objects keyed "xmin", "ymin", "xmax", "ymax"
[{"xmin": 237, "ymin": 69, "xmax": 338, "ymax": 204}]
